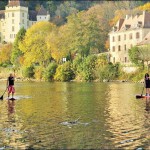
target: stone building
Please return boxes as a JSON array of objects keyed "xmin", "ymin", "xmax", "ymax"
[
  {"xmin": 0, "ymin": 0, "xmax": 50, "ymax": 43},
  {"xmin": 109, "ymin": 11, "xmax": 150, "ymax": 65}
]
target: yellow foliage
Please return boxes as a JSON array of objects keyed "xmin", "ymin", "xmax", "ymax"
[
  {"xmin": 19, "ymin": 21, "xmax": 57, "ymax": 67},
  {"xmin": 137, "ymin": 2, "xmax": 150, "ymax": 11},
  {"xmin": 0, "ymin": 43, "xmax": 12, "ymax": 64}
]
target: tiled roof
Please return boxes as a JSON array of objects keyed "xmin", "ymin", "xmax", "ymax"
[
  {"xmin": 112, "ymin": 11, "xmax": 150, "ymax": 32},
  {"xmin": 37, "ymin": 5, "xmax": 47, "ymax": 16},
  {"xmin": 7, "ymin": 0, "xmax": 27, "ymax": 7},
  {"xmin": 0, "ymin": 10, "xmax": 5, "ymax": 19}
]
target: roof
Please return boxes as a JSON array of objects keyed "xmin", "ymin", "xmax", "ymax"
[
  {"xmin": 29, "ymin": 10, "xmax": 37, "ymax": 21},
  {"xmin": 137, "ymin": 32, "xmax": 150, "ymax": 46},
  {"xmin": 7, "ymin": 0, "xmax": 27, "ymax": 7},
  {"xmin": 111, "ymin": 11, "xmax": 150, "ymax": 33},
  {"xmin": 0, "ymin": 10, "xmax": 5, "ymax": 19},
  {"xmin": 37, "ymin": 5, "xmax": 47, "ymax": 16}
]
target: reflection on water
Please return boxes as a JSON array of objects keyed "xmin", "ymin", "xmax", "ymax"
[{"xmin": 0, "ymin": 82, "xmax": 149, "ymax": 149}]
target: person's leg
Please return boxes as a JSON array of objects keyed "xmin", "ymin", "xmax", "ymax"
[
  {"xmin": 12, "ymin": 92, "xmax": 14, "ymax": 98},
  {"xmin": 148, "ymin": 88, "xmax": 150, "ymax": 96},
  {"xmin": 12, "ymin": 86, "xmax": 15, "ymax": 99},
  {"xmin": 8, "ymin": 86, "xmax": 10, "ymax": 99},
  {"xmin": 146, "ymin": 88, "xmax": 148, "ymax": 95}
]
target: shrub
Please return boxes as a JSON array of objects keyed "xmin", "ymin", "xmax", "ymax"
[
  {"xmin": 43, "ymin": 62, "xmax": 57, "ymax": 81},
  {"xmin": 96, "ymin": 62, "xmax": 120, "ymax": 81},
  {"xmin": 22, "ymin": 65, "xmax": 35, "ymax": 78},
  {"xmin": 34, "ymin": 66, "xmax": 44, "ymax": 80},
  {"xmin": 54, "ymin": 61, "xmax": 75, "ymax": 81}
]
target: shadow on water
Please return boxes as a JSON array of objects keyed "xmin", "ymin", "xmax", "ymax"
[{"xmin": 0, "ymin": 81, "xmax": 149, "ymax": 149}]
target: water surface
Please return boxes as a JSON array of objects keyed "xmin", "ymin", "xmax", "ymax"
[{"xmin": 0, "ymin": 81, "xmax": 149, "ymax": 149}]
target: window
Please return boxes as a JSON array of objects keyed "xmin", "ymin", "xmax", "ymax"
[
  {"xmin": 118, "ymin": 35, "xmax": 121, "ymax": 41},
  {"xmin": 112, "ymin": 36, "xmax": 115, "ymax": 42},
  {"xmin": 124, "ymin": 45, "xmax": 126, "ymax": 51},
  {"xmin": 22, "ymin": 13, "xmax": 24, "ymax": 17},
  {"xmin": 136, "ymin": 32, "xmax": 140, "ymax": 39},
  {"xmin": 124, "ymin": 34, "xmax": 126, "ymax": 40},
  {"xmin": 12, "ymin": 26, "xmax": 14, "ymax": 32},
  {"xmin": 12, "ymin": 13, "xmax": 14, "ymax": 17},
  {"xmin": 129, "ymin": 33, "xmax": 132, "ymax": 39},
  {"xmin": 22, "ymin": 19, "xmax": 24, "ymax": 24},
  {"xmin": 12, "ymin": 19, "xmax": 14, "ymax": 24},
  {"xmin": 118, "ymin": 45, "xmax": 121, "ymax": 51},
  {"xmin": 125, "ymin": 57, "xmax": 127, "ymax": 63},
  {"xmin": 112, "ymin": 46, "xmax": 115, "ymax": 52},
  {"xmin": 113, "ymin": 57, "xmax": 115, "ymax": 63}
]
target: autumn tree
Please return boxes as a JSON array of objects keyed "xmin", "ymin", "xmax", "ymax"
[
  {"xmin": 19, "ymin": 21, "xmax": 57, "ymax": 67},
  {"xmin": 0, "ymin": 43, "xmax": 12, "ymax": 66},
  {"xmin": 11, "ymin": 27, "xmax": 26, "ymax": 67}
]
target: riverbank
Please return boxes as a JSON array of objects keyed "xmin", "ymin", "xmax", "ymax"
[{"xmin": 0, "ymin": 77, "xmax": 144, "ymax": 84}]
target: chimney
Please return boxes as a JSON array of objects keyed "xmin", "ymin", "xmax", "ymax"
[{"xmin": 125, "ymin": 15, "xmax": 130, "ymax": 20}]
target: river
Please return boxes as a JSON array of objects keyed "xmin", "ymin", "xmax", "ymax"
[{"xmin": 0, "ymin": 81, "xmax": 149, "ymax": 149}]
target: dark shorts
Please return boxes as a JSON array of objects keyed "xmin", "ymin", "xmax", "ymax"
[{"xmin": 8, "ymin": 86, "xmax": 15, "ymax": 93}]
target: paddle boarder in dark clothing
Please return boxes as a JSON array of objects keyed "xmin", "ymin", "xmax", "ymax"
[
  {"xmin": 7, "ymin": 73, "xmax": 15, "ymax": 99},
  {"xmin": 145, "ymin": 73, "xmax": 150, "ymax": 96}
]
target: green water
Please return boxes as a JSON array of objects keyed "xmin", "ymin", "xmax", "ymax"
[{"xmin": 0, "ymin": 81, "xmax": 149, "ymax": 149}]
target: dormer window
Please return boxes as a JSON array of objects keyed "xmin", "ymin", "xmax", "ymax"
[
  {"xmin": 137, "ymin": 21, "xmax": 142, "ymax": 28},
  {"xmin": 125, "ymin": 24, "xmax": 130, "ymax": 30}
]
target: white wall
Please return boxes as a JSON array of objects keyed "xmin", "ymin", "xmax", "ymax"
[{"xmin": 109, "ymin": 28, "xmax": 150, "ymax": 65}]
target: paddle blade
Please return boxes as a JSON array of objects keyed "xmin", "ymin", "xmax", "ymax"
[{"xmin": 0, "ymin": 95, "xmax": 3, "ymax": 100}]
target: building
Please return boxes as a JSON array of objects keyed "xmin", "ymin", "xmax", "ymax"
[
  {"xmin": 109, "ymin": 11, "xmax": 150, "ymax": 65},
  {"xmin": 0, "ymin": 0, "xmax": 50, "ymax": 43}
]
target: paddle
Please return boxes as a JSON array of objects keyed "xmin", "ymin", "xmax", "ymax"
[
  {"xmin": 136, "ymin": 85, "xmax": 145, "ymax": 99},
  {"xmin": 0, "ymin": 88, "xmax": 7, "ymax": 100}
]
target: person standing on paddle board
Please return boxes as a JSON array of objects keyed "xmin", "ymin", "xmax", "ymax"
[
  {"xmin": 7, "ymin": 73, "xmax": 15, "ymax": 99},
  {"xmin": 145, "ymin": 73, "xmax": 150, "ymax": 96}
]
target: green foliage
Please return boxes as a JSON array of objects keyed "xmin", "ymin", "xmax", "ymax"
[
  {"xmin": 22, "ymin": 66, "xmax": 35, "ymax": 78},
  {"xmin": 11, "ymin": 27, "xmax": 26, "ymax": 66},
  {"xmin": 43, "ymin": 62, "xmax": 57, "ymax": 81},
  {"xmin": 72, "ymin": 55, "xmax": 97, "ymax": 81},
  {"xmin": 82, "ymin": 55, "xmax": 97, "ymax": 81},
  {"xmin": 54, "ymin": 61, "xmax": 75, "ymax": 81},
  {"xmin": 128, "ymin": 46, "xmax": 142, "ymax": 66},
  {"xmin": 34, "ymin": 66, "xmax": 44, "ymax": 80},
  {"xmin": 66, "ymin": 11, "xmax": 104, "ymax": 57},
  {"xmin": 97, "ymin": 62, "xmax": 120, "ymax": 81},
  {"xmin": 129, "ymin": 45, "xmax": 150, "ymax": 69}
]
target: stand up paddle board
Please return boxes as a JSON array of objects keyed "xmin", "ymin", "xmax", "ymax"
[
  {"xmin": 8, "ymin": 98, "xmax": 16, "ymax": 100},
  {"xmin": 136, "ymin": 94, "xmax": 150, "ymax": 99}
]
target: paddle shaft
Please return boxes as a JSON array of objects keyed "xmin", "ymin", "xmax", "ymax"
[
  {"xmin": 0, "ymin": 88, "xmax": 7, "ymax": 98},
  {"xmin": 141, "ymin": 86, "xmax": 145, "ymax": 96}
]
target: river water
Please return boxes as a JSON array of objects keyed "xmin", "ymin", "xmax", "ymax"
[{"xmin": 0, "ymin": 81, "xmax": 149, "ymax": 149}]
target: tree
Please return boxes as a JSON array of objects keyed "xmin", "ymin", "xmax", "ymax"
[
  {"xmin": 128, "ymin": 45, "xmax": 150, "ymax": 69},
  {"xmin": 19, "ymin": 21, "xmax": 56, "ymax": 67},
  {"xmin": 0, "ymin": 43, "xmax": 12, "ymax": 66},
  {"xmin": 63, "ymin": 10, "xmax": 104, "ymax": 58},
  {"xmin": 11, "ymin": 27, "xmax": 26, "ymax": 67}
]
